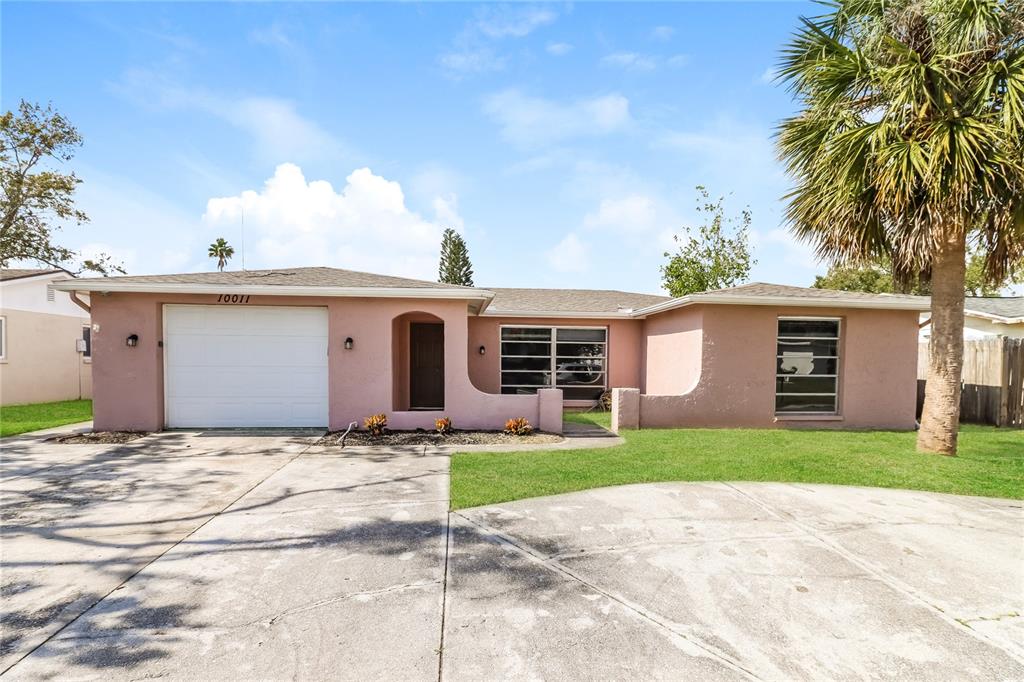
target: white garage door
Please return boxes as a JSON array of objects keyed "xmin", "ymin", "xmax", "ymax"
[{"xmin": 164, "ymin": 305, "xmax": 329, "ymax": 428}]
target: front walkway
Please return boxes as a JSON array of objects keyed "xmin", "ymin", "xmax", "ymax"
[{"xmin": 2, "ymin": 428, "xmax": 1021, "ymax": 680}]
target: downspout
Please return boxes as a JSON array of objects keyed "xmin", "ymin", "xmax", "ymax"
[
  {"xmin": 68, "ymin": 290, "xmax": 91, "ymax": 314},
  {"xmin": 65, "ymin": 290, "xmax": 91, "ymax": 401}
]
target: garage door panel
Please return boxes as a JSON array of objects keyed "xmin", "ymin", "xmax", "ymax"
[
  {"xmin": 167, "ymin": 335, "xmax": 327, "ymax": 368},
  {"xmin": 164, "ymin": 305, "xmax": 329, "ymax": 428},
  {"xmin": 168, "ymin": 369, "xmax": 327, "ymax": 400}
]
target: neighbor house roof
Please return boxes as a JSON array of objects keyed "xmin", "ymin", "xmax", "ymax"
[
  {"xmin": 964, "ymin": 297, "xmax": 1024, "ymax": 324},
  {"xmin": 0, "ymin": 268, "xmax": 66, "ymax": 282},
  {"xmin": 632, "ymin": 282, "xmax": 931, "ymax": 316},
  {"xmin": 485, "ymin": 288, "xmax": 671, "ymax": 318}
]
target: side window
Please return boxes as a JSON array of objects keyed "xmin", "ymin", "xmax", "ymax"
[
  {"xmin": 776, "ymin": 318, "xmax": 840, "ymax": 414},
  {"xmin": 82, "ymin": 326, "xmax": 92, "ymax": 358},
  {"xmin": 0, "ymin": 316, "xmax": 6, "ymax": 360}
]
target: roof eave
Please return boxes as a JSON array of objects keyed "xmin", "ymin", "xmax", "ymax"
[
  {"xmin": 632, "ymin": 294, "xmax": 931, "ymax": 316},
  {"xmin": 50, "ymin": 280, "xmax": 495, "ymax": 303},
  {"xmin": 0, "ymin": 270, "xmax": 72, "ymax": 285},
  {"xmin": 966, "ymin": 310, "xmax": 1024, "ymax": 325},
  {"xmin": 479, "ymin": 309, "xmax": 637, "ymax": 319}
]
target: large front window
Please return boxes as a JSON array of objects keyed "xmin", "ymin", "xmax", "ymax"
[
  {"xmin": 500, "ymin": 326, "xmax": 607, "ymax": 400},
  {"xmin": 776, "ymin": 317, "xmax": 840, "ymax": 414}
]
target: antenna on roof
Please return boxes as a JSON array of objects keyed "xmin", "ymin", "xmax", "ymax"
[{"xmin": 241, "ymin": 206, "xmax": 246, "ymax": 271}]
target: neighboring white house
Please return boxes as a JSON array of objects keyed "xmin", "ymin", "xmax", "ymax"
[
  {"xmin": 920, "ymin": 297, "xmax": 1024, "ymax": 340},
  {"xmin": 0, "ymin": 269, "xmax": 92, "ymax": 406}
]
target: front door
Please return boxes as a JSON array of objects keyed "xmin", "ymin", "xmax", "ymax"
[{"xmin": 410, "ymin": 323, "xmax": 444, "ymax": 409}]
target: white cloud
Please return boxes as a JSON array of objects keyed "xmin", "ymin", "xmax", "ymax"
[
  {"xmin": 432, "ymin": 194, "xmax": 465, "ymax": 232},
  {"xmin": 439, "ymin": 48, "xmax": 506, "ymax": 75},
  {"xmin": 440, "ymin": 6, "xmax": 557, "ymax": 77},
  {"xmin": 475, "ymin": 6, "xmax": 556, "ymax": 38},
  {"xmin": 651, "ymin": 25, "xmax": 675, "ymax": 41},
  {"xmin": 203, "ymin": 163, "xmax": 460, "ymax": 279},
  {"xmin": 546, "ymin": 41, "xmax": 573, "ymax": 56},
  {"xmin": 751, "ymin": 228, "xmax": 822, "ymax": 270},
  {"xmin": 409, "ymin": 163, "xmax": 466, "ymax": 205},
  {"xmin": 78, "ymin": 242, "xmax": 138, "ymax": 274},
  {"xmin": 601, "ymin": 52, "xmax": 657, "ymax": 72},
  {"xmin": 482, "ymin": 89, "xmax": 632, "ymax": 147},
  {"xmin": 544, "ymin": 232, "xmax": 590, "ymax": 273},
  {"xmin": 583, "ymin": 195, "xmax": 658, "ymax": 232},
  {"xmin": 222, "ymin": 97, "xmax": 339, "ymax": 162},
  {"xmin": 249, "ymin": 23, "xmax": 293, "ymax": 49},
  {"xmin": 600, "ymin": 52, "xmax": 687, "ymax": 71},
  {"xmin": 759, "ymin": 67, "xmax": 778, "ymax": 84},
  {"xmin": 659, "ymin": 119, "xmax": 785, "ymax": 190},
  {"xmin": 111, "ymin": 69, "xmax": 343, "ymax": 163},
  {"xmin": 70, "ymin": 164, "xmax": 206, "ymax": 275}
]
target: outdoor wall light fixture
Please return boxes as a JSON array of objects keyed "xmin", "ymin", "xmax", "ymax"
[
  {"xmin": 344, "ymin": 337, "xmax": 354, "ymax": 350},
  {"xmin": 478, "ymin": 345, "xmax": 486, "ymax": 355},
  {"xmin": 126, "ymin": 334, "xmax": 139, "ymax": 348}
]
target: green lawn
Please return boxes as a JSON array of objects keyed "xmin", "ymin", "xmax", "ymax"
[
  {"xmin": 0, "ymin": 399, "xmax": 93, "ymax": 438},
  {"xmin": 450, "ymin": 411, "xmax": 1023, "ymax": 509}
]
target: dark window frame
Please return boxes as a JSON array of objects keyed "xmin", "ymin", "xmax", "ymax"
[
  {"xmin": 775, "ymin": 317, "xmax": 841, "ymax": 415},
  {"xmin": 499, "ymin": 325, "xmax": 608, "ymax": 400}
]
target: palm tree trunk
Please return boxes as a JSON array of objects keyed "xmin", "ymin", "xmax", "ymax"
[{"xmin": 917, "ymin": 230, "xmax": 967, "ymax": 455}]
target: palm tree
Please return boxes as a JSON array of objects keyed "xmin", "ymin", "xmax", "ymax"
[
  {"xmin": 776, "ymin": 0, "xmax": 1024, "ymax": 455},
  {"xmin": 207, "ymin": 237, "xmax": 235, "ymax": 272}
]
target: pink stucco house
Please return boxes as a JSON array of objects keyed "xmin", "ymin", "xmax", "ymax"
[{"xmin": 52, "ymin": 267, "xmax": 929, "ymax": 434}]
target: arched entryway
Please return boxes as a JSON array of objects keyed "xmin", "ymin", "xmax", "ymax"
[{"xmin": 392, "ymin": 312, "xmax": 445, "ymax": 411}]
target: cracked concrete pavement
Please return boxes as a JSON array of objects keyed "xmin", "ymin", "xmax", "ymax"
[
  {"xmin": 450, "ymin": 482, "xmax": 1024, "ymax": 680},
  {"xmin": 1, "ymin": 429, "xmax": 1021, "ymax": 680}
]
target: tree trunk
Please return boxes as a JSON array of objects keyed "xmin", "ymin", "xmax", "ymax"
[{"xmin": 917, "ymin": 230, "xmax": 967, "ymax": 455}]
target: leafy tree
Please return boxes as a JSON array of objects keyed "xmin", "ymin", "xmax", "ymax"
[
  {"xmin": 776, "ymin": 0, "xmax": 1024, "ymax": 455},
  {"xmin": 1, "ymin": 100, "xmax": 120, "ymax": 274},
  {"xmin": 814, "ymin": 249, "xmax": 1020, "ymax": 296},
  {"xmin": 661, "ymin": 186, "xmax": 755, "ymax": 297},
  {"xmin": 207, "ymin": 237, "xmax": 235, "ymax": 272},
  {"xmin": 814, "ymin": 260, "xmax": 904, "ymax": 294},
  {"xmin": 438, "ymin": 228, "xmax": 474, "ymax": 286}
]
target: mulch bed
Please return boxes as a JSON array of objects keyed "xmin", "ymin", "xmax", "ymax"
[
  {"xmin": 316, "ymin": 429, "xmax": 563, "ymax": 447},
  {"xmin": 50, "ymin": 432, "xmax": 148, "ymax": 444}
]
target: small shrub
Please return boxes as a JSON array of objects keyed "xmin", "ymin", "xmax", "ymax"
[
  {"xmin": 435, "ymin": 417, "xmax": 453, "ymax": 435},
  {"xmin": 503, "ymin": 417, "xmax": 533, "ymax": 436},
  {"xmin": 364, "ymin": 413, "xmax": 387, "ymax": 437},
  {"xmin": 599, "ymin": 390, "xmax": 612, "ymax": 411}
]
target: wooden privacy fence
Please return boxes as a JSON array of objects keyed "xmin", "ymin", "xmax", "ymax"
[{"xmin": 917, "ymin": 337, "xmax": 1024, "ymax": 427}]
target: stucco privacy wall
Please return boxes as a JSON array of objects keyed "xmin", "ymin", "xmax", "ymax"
[
  {"xmin": 467, "ymin": 316, "xmax": 644, "ymax": 394},
  {"xmin": 640, "ymin": 306, "xmax": 703, "ymax": 394},
  {"xmin": 88, "ymin": 293, "xmax": 557, "ymax": 432},
  {"xmin": 625, "ymin": 304, "xmax": 920, "ymax": 430}
]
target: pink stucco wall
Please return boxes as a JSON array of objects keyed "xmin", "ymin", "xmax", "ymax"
[
  {"xmin": 466, "ymin": 316, "xmax": 644, "ymax": 396},
  {"xmin": 88, "ymin": 293, "xmax": 554, "ymax": 433},
  {"xmin": 633, "ymin": 304, "xmax": 920, "ymax": 430},
  {"xmin": 640, "ymin": 306, "xmax": 703, "ymax": 394}
]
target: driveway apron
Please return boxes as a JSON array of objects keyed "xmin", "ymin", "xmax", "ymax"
[{"xmin": 1, "ymin": 436, "xmax": 448, "ymax": 680}]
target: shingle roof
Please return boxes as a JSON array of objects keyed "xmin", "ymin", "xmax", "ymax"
[
  {"xmin": 66, "ymin": 266, "xmax": 475, "ymax": 290},
  {"xmin": 486, "ymin": 288, "xmax": 670, "ymax": 315},
  {"xmin": 0, "ymin": 268, "xmax": 63, "ymax": 282},
  {"xmin": 965, "ymin": 297, "xmax": 1024, "ymax": 322},
  {"xmin": 693, "ymin": 282, "xmax": 927, "ymax": 305},
  {"xmin": 630, "ymin": 281, "xmax": 931, "ymax": 315}
]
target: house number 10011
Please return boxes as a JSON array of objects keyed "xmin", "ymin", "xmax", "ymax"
[{"xmin": 217, "ymin": 295, "xmax": 251, "ymax": 304}]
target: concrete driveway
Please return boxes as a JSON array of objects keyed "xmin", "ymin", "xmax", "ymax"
[{"xmin": 1, "ymin": 432, "xmax": 1022, "ymax": 680}]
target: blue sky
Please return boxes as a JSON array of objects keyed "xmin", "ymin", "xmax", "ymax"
[{"xmin": 3, "ymin": 1, "xmax": 826, "ymax": 294}]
